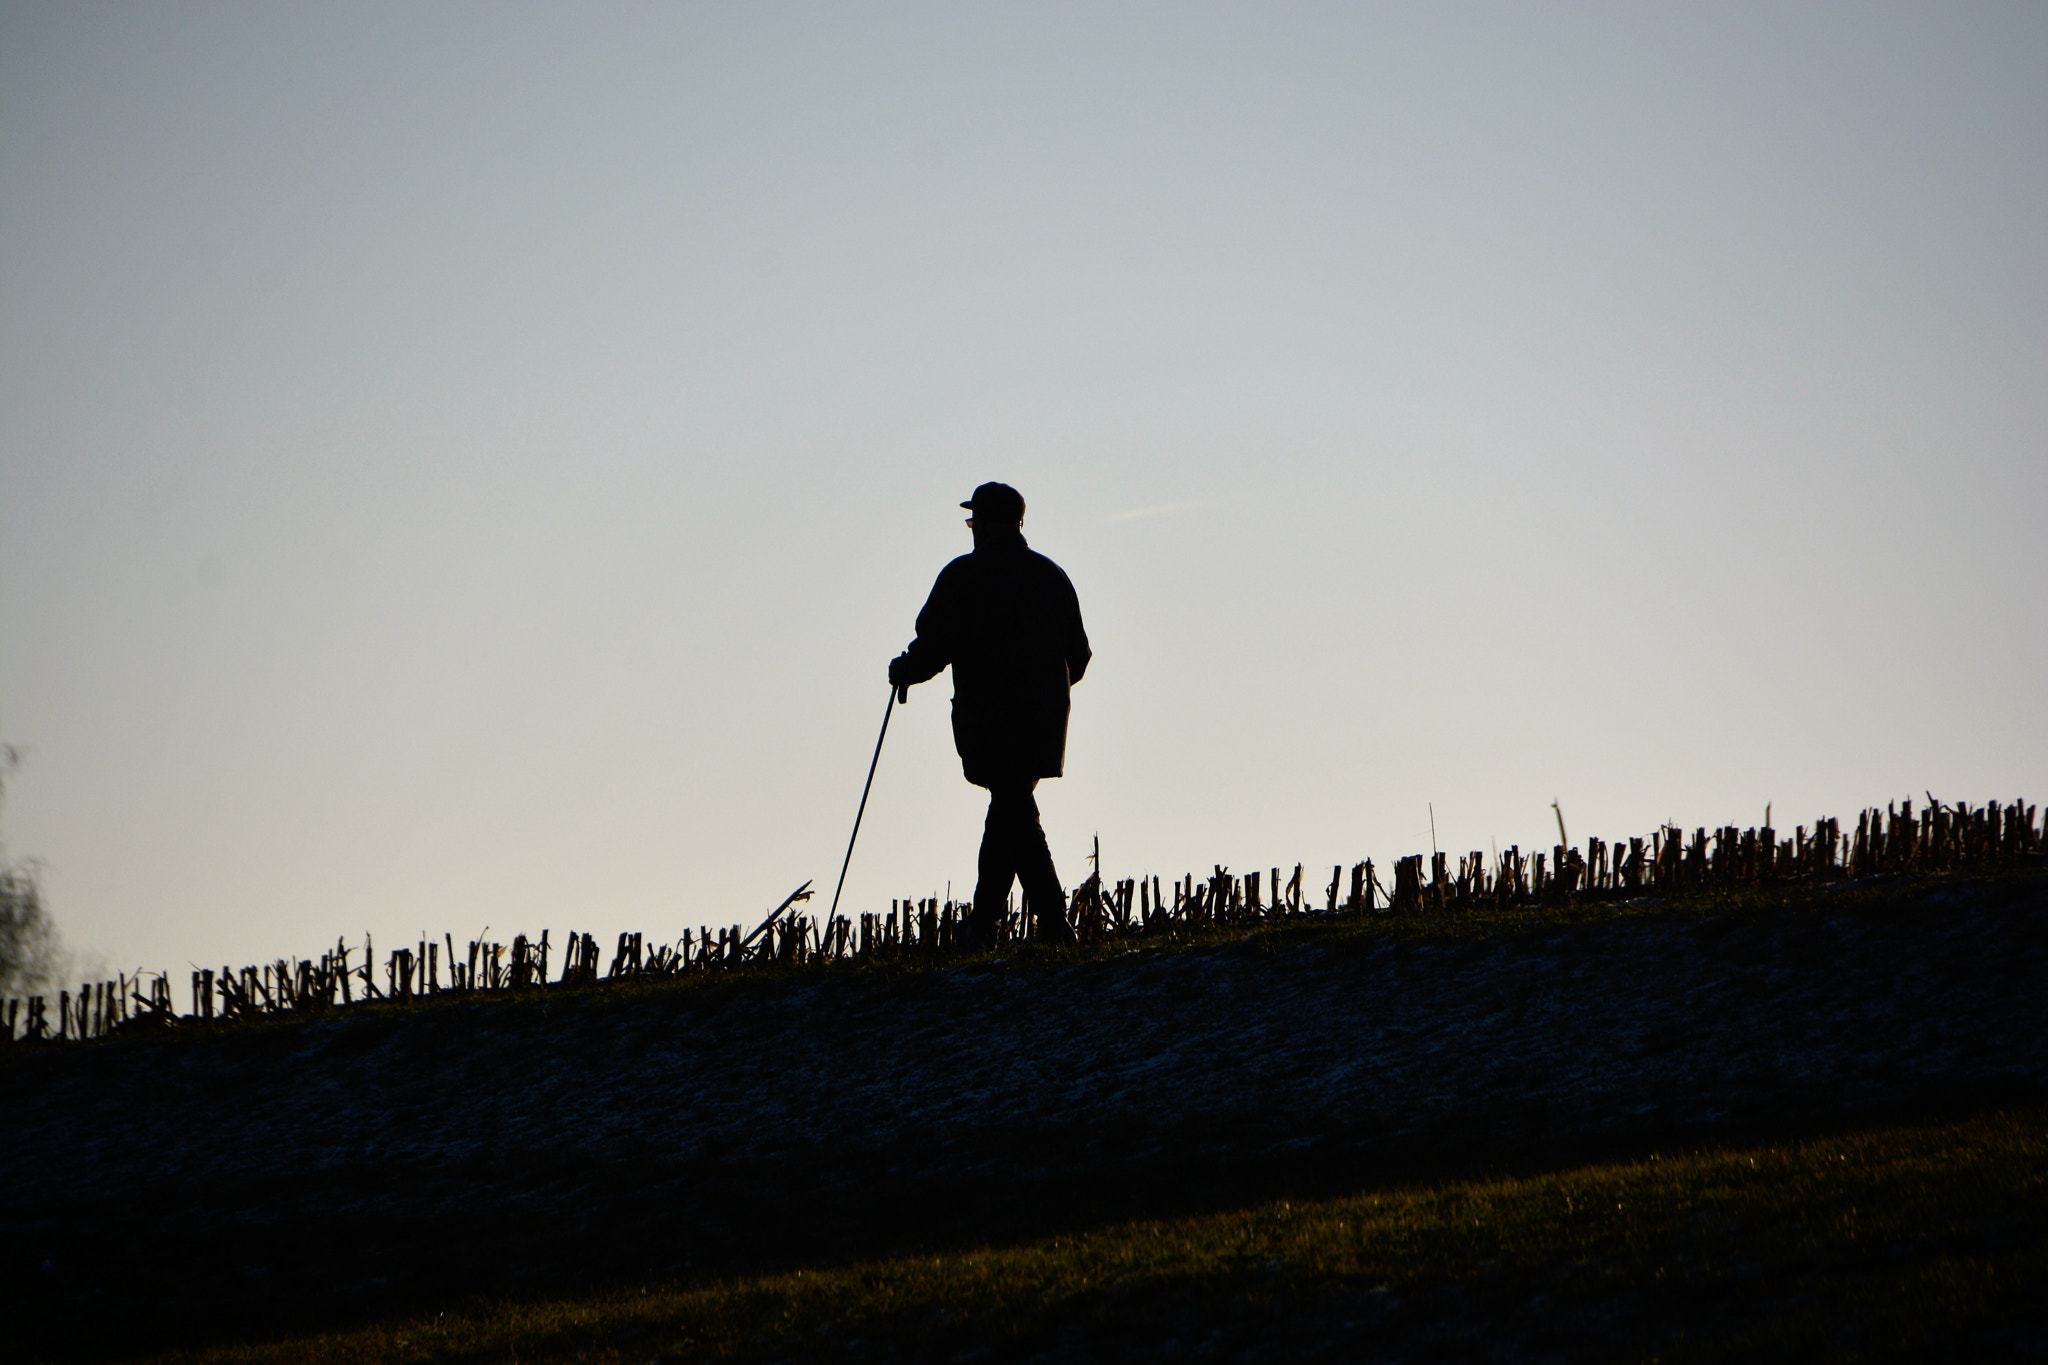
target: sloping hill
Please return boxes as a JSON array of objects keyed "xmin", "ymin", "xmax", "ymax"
[{"xmin": 5, "ymin": 870, "xmax": 2046, "ymax": 1360}]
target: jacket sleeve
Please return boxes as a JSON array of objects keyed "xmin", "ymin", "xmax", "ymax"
[{"xmin": 897, "ymin": 560, "xmax": 963, "ymax": 686}]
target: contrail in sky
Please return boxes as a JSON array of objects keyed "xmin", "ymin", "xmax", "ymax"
[{"xmin": 1100, "ymin": 498, "xmax": 1225, "ymax": 524}]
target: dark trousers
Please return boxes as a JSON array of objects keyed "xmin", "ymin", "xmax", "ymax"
[{"xmin": 972, "ymin": 780, "xmax": 1073, "ymax": 944}]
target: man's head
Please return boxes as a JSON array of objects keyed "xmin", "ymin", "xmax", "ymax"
[{"xmin": 960, "ymin": 482, "xmax": 1025, "ymax": 531}]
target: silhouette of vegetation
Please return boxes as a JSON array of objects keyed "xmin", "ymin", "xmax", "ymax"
[
  {"xmin": 5, "ymin": 861, "xmax": 2044, "ymax": 1362},
  {"xmin": 4, "ymin": 803, "xmax": 2042, "ymax": 1360},
  {"xmin": 0, "ymin": 746, "xmax": 57, "ymax": 997},
  {"xmin": 3, "ymin": 792, "xmax": 2039, "ymax": 1043}
]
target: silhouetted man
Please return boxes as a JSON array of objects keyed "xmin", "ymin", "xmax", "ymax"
[{"xmin": 889, "ymin": 483, "xmax": 1090, "ymax": 946}]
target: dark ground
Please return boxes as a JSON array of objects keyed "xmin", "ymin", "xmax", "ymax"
[{"xmin": 3, "ymin": 870, "xmax": 2045, "ymax": 1361}]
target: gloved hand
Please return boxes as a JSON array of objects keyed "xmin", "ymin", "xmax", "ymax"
[{"xmin": 887, "ymin": 654, "xmax": 914, "ymax": 692}]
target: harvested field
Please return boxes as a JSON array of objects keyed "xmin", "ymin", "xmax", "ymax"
[{"xmin": 4, "ymin": 868, "xmax": 2046, "ymax": 1360}]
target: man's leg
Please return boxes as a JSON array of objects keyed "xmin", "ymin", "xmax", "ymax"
[
  {"xmin": 1004, "ymin": 782, "xmax": 1073, "ymax": 944},
  {"xmin": 972, "ymin": 780, "xmax": 1073, "ymax": 945},
  {"xmin": 969, "ymin": 783, "xmax": 1022, "ymax": 944}
]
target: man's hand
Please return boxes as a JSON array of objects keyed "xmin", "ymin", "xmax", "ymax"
[{"xmin": 888, "ymin": 654, "xmax": 914, "ymax": 693}]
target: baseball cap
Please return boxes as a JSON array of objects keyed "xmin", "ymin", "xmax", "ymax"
[{"xmin": 960, "ymin": 482, "xmax": 1025, "ymax": 523}]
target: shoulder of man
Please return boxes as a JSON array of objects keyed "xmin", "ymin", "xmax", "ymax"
[
  {"xmin": 921, "ymin": 552, "xmax": 982, "ymax": 610},
  {"xmin": 1023, "ymin": 548, "xmax": 1078, "ymax": 590},
  {"xmin": 932, "ymin": 551, "xmax": 979, "ymax": 584}
]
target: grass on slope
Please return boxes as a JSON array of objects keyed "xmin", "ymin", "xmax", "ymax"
[{"xmin": 143, "ymin": 1105, "xmax": 2047, "ymax": 1364}]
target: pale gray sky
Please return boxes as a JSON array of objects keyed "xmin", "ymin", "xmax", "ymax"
[{"xmin": 3, "ymin": 2, "xmax": 2043, "ymax": 977}]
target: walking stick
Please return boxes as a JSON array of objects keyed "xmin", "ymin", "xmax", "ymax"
[{"xmin": 828, "ymin": 684, "xmax": 906, "ymax": 928}]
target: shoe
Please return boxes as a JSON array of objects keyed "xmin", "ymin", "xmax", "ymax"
[
  {"xmin": 1033, "ymin": 906, "xmax": 1077, "ymax": 945},
  {"xmin": 958, "ymin": 909, "xmax": 1002, "ymax": 951}
]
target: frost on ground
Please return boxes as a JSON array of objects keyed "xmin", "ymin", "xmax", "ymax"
[{"xmin": 3, "ymin": 873, "xmax": 2044, "ymax": 1354}]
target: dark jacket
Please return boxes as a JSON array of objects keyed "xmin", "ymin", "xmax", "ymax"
[{"xmin": 897, "ymin": 531, "xmax": 1090, "ymax": 788}]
